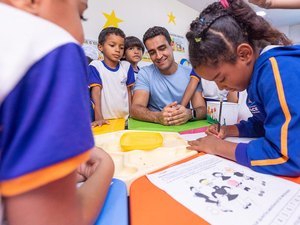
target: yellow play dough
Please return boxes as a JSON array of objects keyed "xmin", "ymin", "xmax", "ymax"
[{"xmin": 120, "ymin": 132, "xmax": 163, "ymax": 151}]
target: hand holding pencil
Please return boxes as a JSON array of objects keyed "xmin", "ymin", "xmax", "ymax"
[
  {"xmin": 205, "ymin": 123, "xmax": 227, "ymax": 139},
  {"xmin": 217, "ymin": 96, "xmax": 223, "ymax": 133}
]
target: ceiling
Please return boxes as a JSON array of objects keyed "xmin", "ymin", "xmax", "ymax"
[{"xmin": 177, "ymin": 0, "xmax": 300, "ymax": 27}]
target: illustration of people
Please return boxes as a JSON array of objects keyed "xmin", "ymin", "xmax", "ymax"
[
  {"xmin": 214, "ymin": 170, "xmax": 265, "ymax": 197},
  {"xmin": 198, "ymin": 178, "xmax": 234, "ymax": 213},
  {"xmin": 212, "ymin": 172, "xmax": 231, "ymax": 181},
  {"xmin": 190, "ymin": 186, "xmax": 219, "ymax": 204},
  {"xmin": 211, "ymin": 185, "xmax": 239, "ymax": 201},
  {"xmin": 213, "ymin": 172, "xmax": 251, "ymax": 192},
  {"xmin": 233, "ymin": 171, "xmax": 266, "ymax": 186}
]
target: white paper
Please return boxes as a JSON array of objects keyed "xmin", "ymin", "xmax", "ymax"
[
  {"xmin": 147, "ymin": 155, "xmax": 300, "ymax": 225},
  {"xmin": 180, "ymin": 132, "xmax": 256, "ymax": 143}
]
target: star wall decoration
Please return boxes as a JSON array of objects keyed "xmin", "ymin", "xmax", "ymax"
[
  {"xmin": 103, "ymin": 10, "xmax": 123, "ymax": 28},
  {"xmin": 168, "ymin": 12, "xmax": 176, "ymax": 25}
]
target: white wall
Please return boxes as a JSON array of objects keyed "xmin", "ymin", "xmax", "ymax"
[
  {"xmin": 278, "ymin": 24, "xmax": 300, "ymax": 44},
  {"xmin": 82, "ymin": 0, "xmax": 199, "ymax": 65}
]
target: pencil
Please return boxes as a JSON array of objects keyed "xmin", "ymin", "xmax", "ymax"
[{"xmin": 217, "ymin": 97, "xmax": 223, "ymax": 133}]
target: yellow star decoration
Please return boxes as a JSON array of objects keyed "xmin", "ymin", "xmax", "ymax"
[
  {"xmin": 168, "ymin": 12, "xmax": 176, "ymax": 25},
  {"xmin": 103, "ymin": 10, "xmax": 123, "ymax": 28}
]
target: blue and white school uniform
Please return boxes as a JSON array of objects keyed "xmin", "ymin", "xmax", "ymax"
[
  {"xmin": 88, "ymin": 60, "xmax": 135, "ymax": 120},
  {"xmin": 235, "ymin": 45, "xmax": 300, "ymax": 176},
  {"xmin": 0, "ymin": 4, "xmax": 93, "ymax": 224}
]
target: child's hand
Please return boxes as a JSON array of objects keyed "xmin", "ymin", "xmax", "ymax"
[
  {"xmin": 76, "ymin": 147, "xmax": 113, "ymax": 182},
  {"xmin": 91, "ymin": 119, "xmax": 110, "ymax": 127},
  {"xmin": 205, "ymin": 124, "xmax": 227, "ymax": 139},
  {"xmin": 187, "ymin": 135, "xmax": 223, "ymax": 155}
]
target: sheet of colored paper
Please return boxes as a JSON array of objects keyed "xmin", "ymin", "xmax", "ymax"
[{"xmin": 128, "ymin": 118, "xmax": 210, "ymax": 132}]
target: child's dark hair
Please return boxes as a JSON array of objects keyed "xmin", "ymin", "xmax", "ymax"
[
  {"xmin": 125, "ymin": 36, "xmax": 145, "ymax": 54},
  {"xmin": 186, "ymin": 0, "xmax": 292, "ymax": 68},
  {"xmin": 143, "ymin": 26, "xmax": 172, "ymax": 45},
  {"xmin": 98, "ymin": 27, "xmax": 125, "ymax": 45}
]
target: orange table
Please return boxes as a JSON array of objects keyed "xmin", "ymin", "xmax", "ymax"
[{"xmin": 129, "ymin": 154, "xmax": 300, "ymax": 225}]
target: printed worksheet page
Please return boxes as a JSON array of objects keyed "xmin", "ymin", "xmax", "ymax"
[{"xmin": 147, "ymin": 155, "xmax": 300, "ymax": 225}]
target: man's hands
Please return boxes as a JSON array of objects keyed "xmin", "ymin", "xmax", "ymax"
[{"xmin": 158, "ymin": 101, "xmax": 192, "ymax": 125}]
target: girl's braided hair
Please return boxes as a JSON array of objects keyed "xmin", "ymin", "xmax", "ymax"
[{"xmin": 186, "ymin": 0, "xmax": 292, "ymax": 68}]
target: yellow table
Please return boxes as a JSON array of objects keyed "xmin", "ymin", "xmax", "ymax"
[{"xmin": 92, "ymin": 119, "xmax": 125, "ymax": 135}]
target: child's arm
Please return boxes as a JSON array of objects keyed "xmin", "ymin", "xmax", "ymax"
[
  {"xmin": 181, "ymin": 77, "xmax": 199, "ymax": 107},
  {"xmin": 90, "ymin": 86, "xmax": 109, "ymax": 127},
  {"xmin": 187, "ymin": 135, "xmax": 238, "ymax": 162},
  {"xmin": 127, "ymin": 86, "xmax": 133, "ymax": 113},
  {"xmin": 5, "ymin": 147, "xmax": 114, "ymax": 225},
  {"xmin": 126, "ymin": 64, "xmax": 135, "ymax": 114}
]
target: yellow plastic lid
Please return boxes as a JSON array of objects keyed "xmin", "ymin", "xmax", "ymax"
[{"xmin": 120, "ymin": 132, "xmax": 163, "ymax": 151}]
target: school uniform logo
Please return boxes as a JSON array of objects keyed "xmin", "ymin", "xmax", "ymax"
[
  {"xmin": 120, "ymin": 77, "xmax": 127, "ymax": 85},
  {"xmin": 247, "ymin": 99, "xmax": 266, "ymax": 121}
]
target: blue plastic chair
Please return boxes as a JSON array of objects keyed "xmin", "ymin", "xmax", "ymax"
[{"xmin": 94, "ymin": 178, "xmax": 128, "ymax": 225}]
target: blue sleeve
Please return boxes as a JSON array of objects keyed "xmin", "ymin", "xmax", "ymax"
[
  {"xmin": 133, "ymin": 68, "xmax": 150, "ymax": 92},
  {"xmin": 236, "ymin": 116, "xmax": 265, "ymax": 137},
  {"xmin": 0, "ymin": 43, "xmax": 94, "ymax": 182},
  {"xmin": 88, "ymin": 65, "xmax": 102, "ymax": 86},
  {"xmin": 126, "ymin": 65, "xmax": 135, "ymax": 86},
  {"xmin": 235, "ymin": 56, "xmax": 300, "ymax": 176},
  {"xmin": 190, "ymin": 69, "xmax": 203, "ymax": 92},
  {"xmin": 190, "ymin": 68, "xmax": 201, "ymax": 81}
]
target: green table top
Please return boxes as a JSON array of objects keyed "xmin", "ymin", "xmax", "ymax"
[{"xmin": 128, "ymin": 118, "xmax": 210, "ymax": 132}]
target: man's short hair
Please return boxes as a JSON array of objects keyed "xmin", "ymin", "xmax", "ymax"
[{"xmin": 143, "ymin": 26, "xmax": 172, "ymax": 45}]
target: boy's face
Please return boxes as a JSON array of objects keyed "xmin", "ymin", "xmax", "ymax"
[
  {"xmin": 98, "ymin": 34, "xmax": 125, "ymax": 65},
  {"xmin": 125, "ymin": 46, "xmax": 143, "ymax": 65},
  {"xmin": 6, "ymin": 0, "xmax": 88, "ymax": 44},
  {"xmin": 145, "ymin": 34, "xmax": 176, "ymax": 75}
]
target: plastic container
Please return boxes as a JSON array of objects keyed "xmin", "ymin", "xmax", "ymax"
[{"xmin": 120, "ymin": 132, "xmax": 163, "ymax": 151}]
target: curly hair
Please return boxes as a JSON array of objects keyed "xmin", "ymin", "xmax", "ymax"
[{"xmin": 186, "ymin": 0, "xmax": 292, "ymax": 68}]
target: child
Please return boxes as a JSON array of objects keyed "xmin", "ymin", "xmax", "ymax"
[
  {"xmin": 0, "ymin": 1, "xmax": 114, "ymax": 224},
  {"xmin": 186, "ymin": 0, "xmax": 300, "ymax": 177},
  {"xmin": 89, "ymin": 27, "xmax": 135, "ymax": 127},
  {"xmin": 124, "ymin": 36, "xmax": 145, "ymax": 77}
]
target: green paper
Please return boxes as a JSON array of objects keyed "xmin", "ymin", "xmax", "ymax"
[{"xmin": 128, "ymin": 118, "xmax": 210, "ymax": 132}]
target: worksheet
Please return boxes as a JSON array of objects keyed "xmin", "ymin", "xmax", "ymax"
[{"xmin": 147, "ymin": 155, "xmax": 300, "ymax": 225}]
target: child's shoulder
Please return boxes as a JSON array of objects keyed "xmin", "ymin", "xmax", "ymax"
[
  {"xmin": 178, "ymin": 64, "xmax": 192, "ymax": 73},
  {"xmin": 119, "ymin": 60, "xmax": 131, "ymax": 69}
]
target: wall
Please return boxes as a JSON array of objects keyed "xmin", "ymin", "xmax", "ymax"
[
  {"xmin": 278, "ymin": 24, "xmax": 300, "ymax": 44},
  {"xmin": 82, "ymin": 0, "xmax": 199, "ymax": 66}
]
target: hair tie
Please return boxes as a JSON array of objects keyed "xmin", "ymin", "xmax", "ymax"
[
  {"xmin": 194, "ymin": 37, "xmax": 202, "ymax": 43},
  {"xmin": 220, "ymin": 0, "xmax": 229, "ymax": 8}
]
